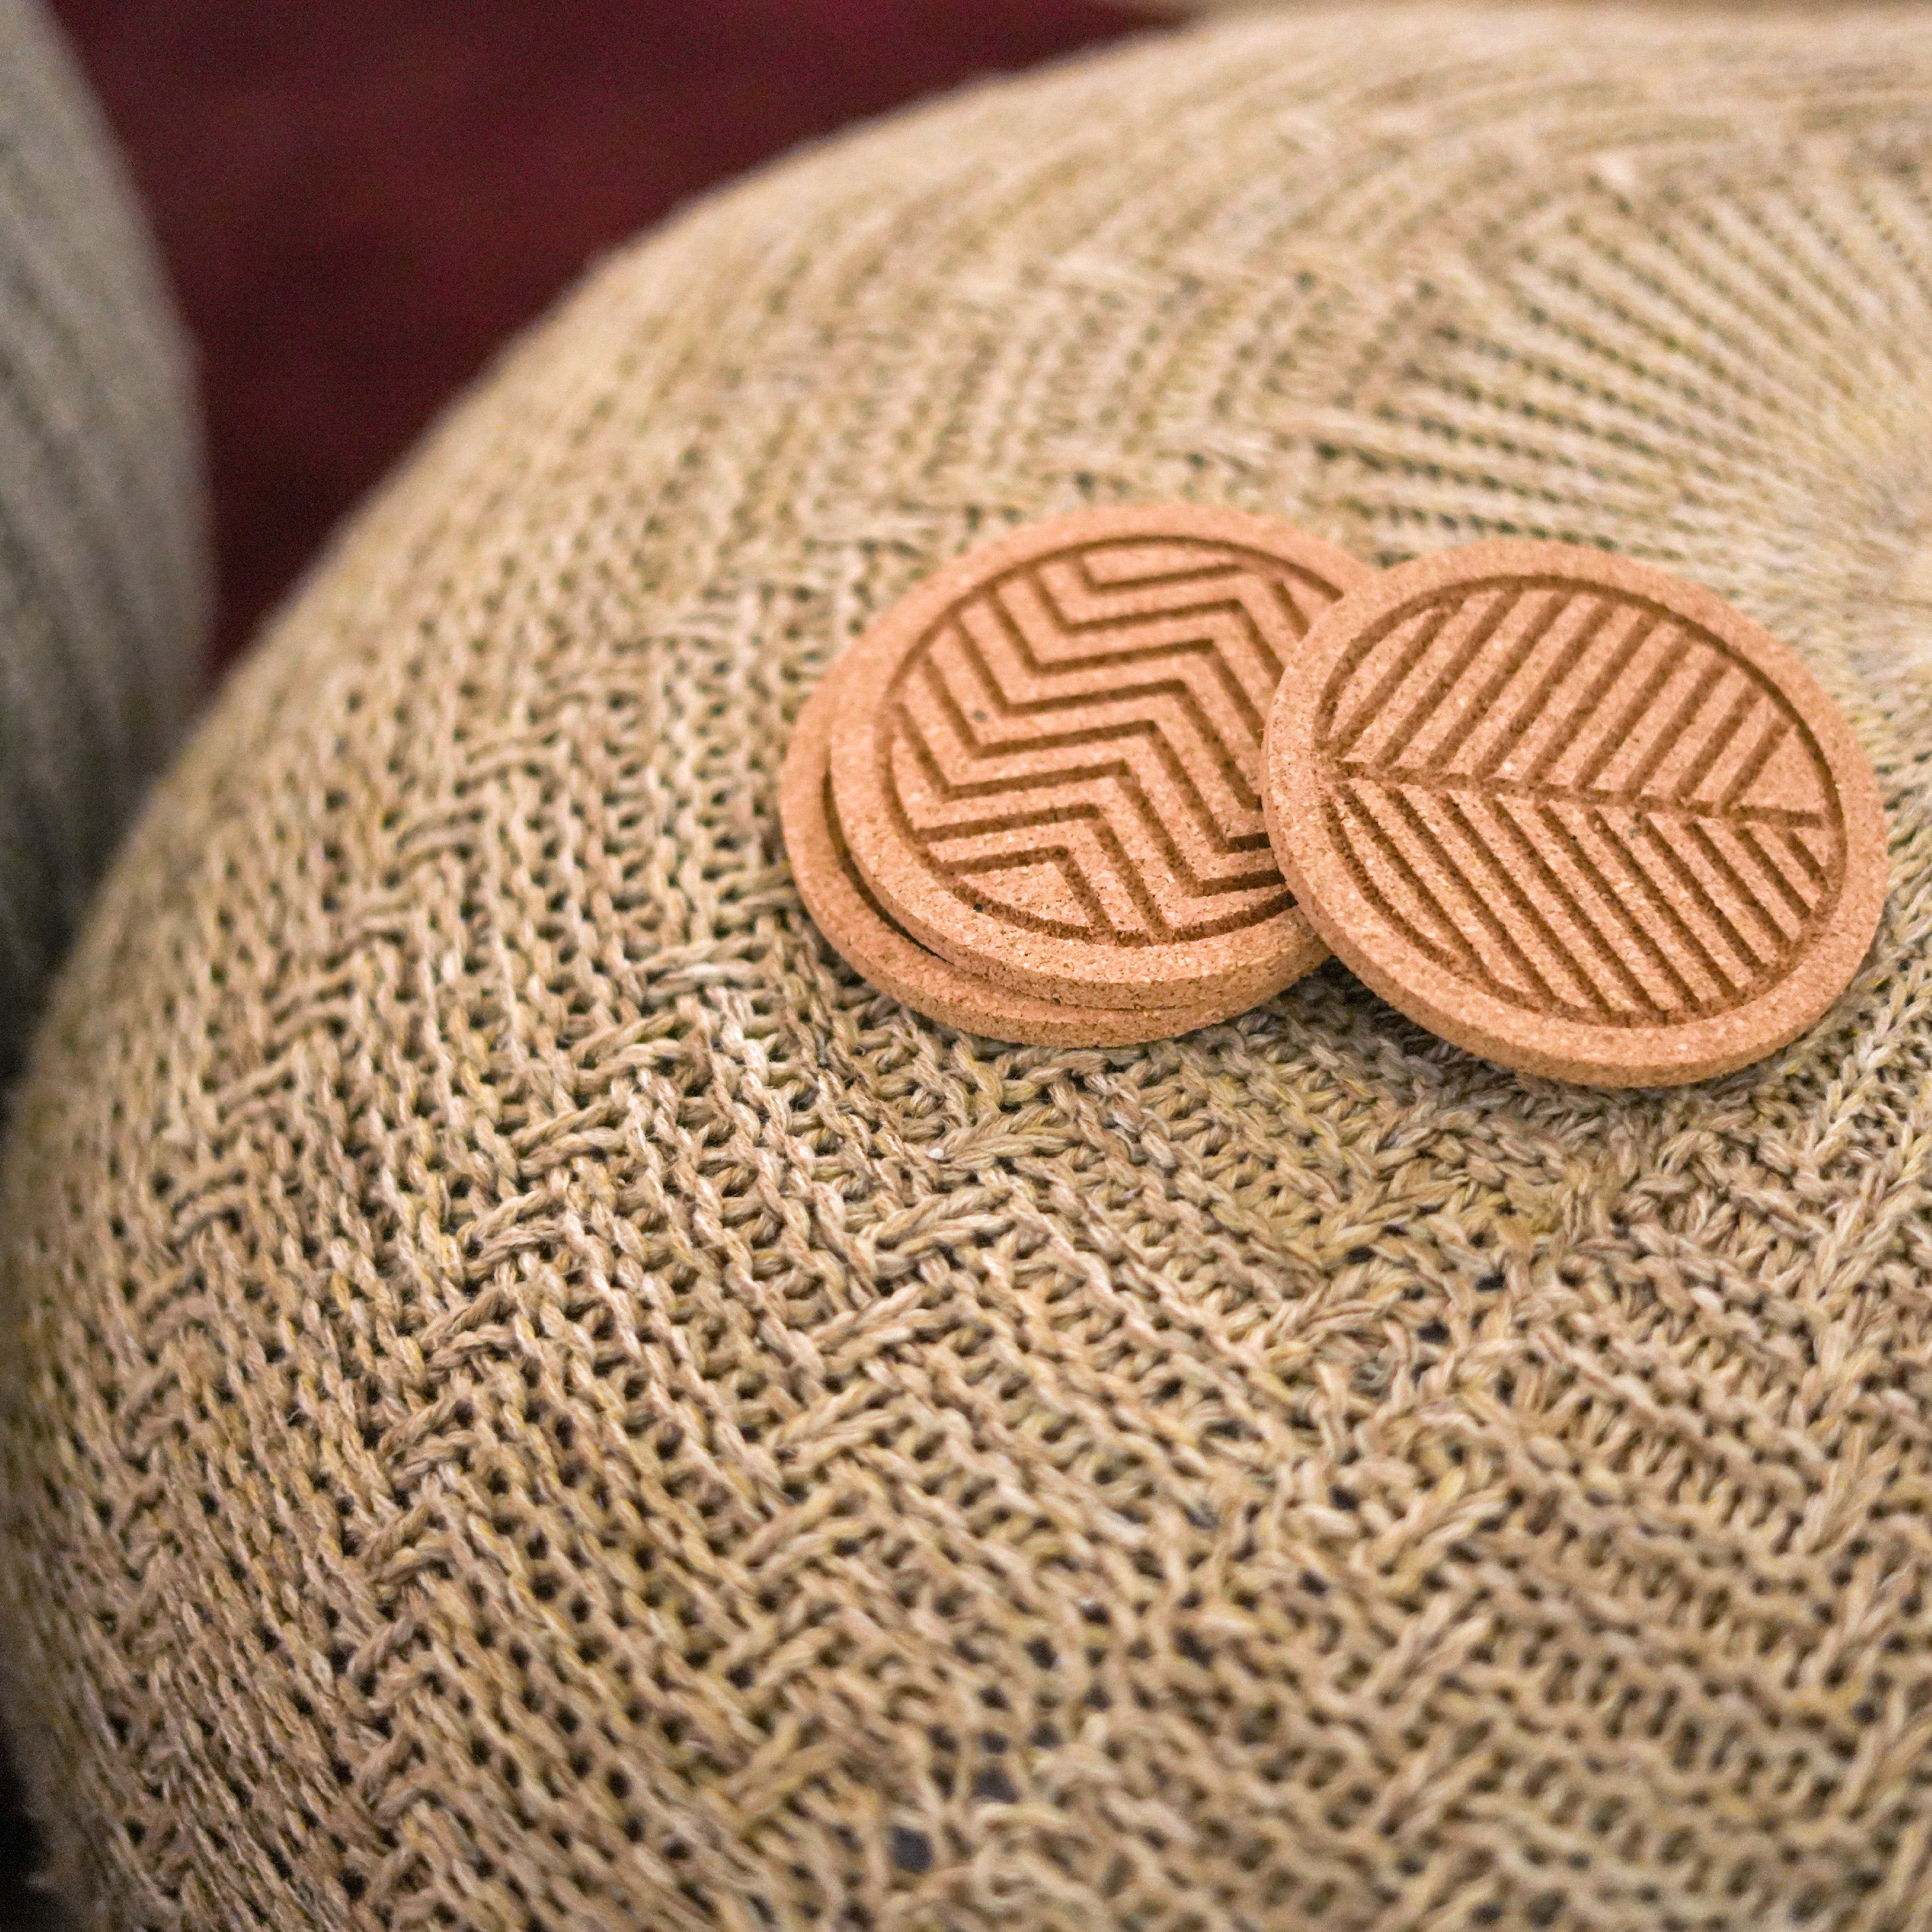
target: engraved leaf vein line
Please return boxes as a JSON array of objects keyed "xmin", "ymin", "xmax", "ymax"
[
  {"xmin": 1520, "ymin": 609, "xmax": 1665, "ymax": 786},
  {"xmin": 1670, "ymin": 678, "xmax": 1759, "ymax": 805},
  {"xmin": 1726, "ymin": 820, "xmax": 1819, "ymax": 923},
  {"xmin": 1331, "ymin": 788, "xmax": 1501, "ymax": 989},
  {"xmin": 1329, "ymin": 605, "xmax": 1455, "ymax": 760},
  {"xmin": 1423, "ymin": 588, "xmax": 1572, "ymax": 773},
  {"xmin": 1469, "ymin": 595, "xmax": 1616, "ymax": 779},
  {"xmin": 1383, "ymin": 786, "xmax": 1592, "ymax": 1014},
  {"xmin": 1633, "ymin": 816, "xmax": 1768, "ymax": 979},
  {"xmin": 1680, "ymin": 819, "xmax": 1801, "ymax": 949},
  {"xmin": 1444, "ymin": 793, "xmax": 1632, "ymax": 1015},
  {"xmin": 1718, "ymin": 711, "xmax": 1792, "ymax": 812},
  {"xmin": 1619, "ymin": 656, "xmax": 1732, "ymax": 799},
  {"xmin": 1539, "ymin": 800, "xmax": 1696, "ymax": 1016},
  {"xmin": 1328, "ymin": 767, "xmax": 1823, "ymax": 828},
  {"xmin": 1488, "ymin": 796, "xmax": 1672, "ymax": 1017},
  {"xmin": 1374, "ymin": 587, "xmax": 1522, "ymax": 772},
  {"xmin": 1570, "ymin": 627, "xmax": 1689, "ymax": 790},
  {"xmin": 1584, "ymin": 810, "xmax": 1734, "ymax": 1007}
]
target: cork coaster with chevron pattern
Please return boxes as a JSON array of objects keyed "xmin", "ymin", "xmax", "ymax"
[
  {"xmin": 1262, "ymin": 541, "xmax": 1889, "ymax": 1086},
  {"xmin": 827, "ymin": 505, "xmax": 1372, "ymax": 1010},
  {"xmin": 781, "ymin": 655, "xmax": 1235, "ymax": 1046}
]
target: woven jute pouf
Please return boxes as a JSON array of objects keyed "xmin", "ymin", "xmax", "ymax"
[
  {"xmin": 0, "ymin": 0, "xmax": 204, "ymax": 1084},
  {"xmin": 6, "ymin": 5, "xmax": 1932, "ymax": 1927}
]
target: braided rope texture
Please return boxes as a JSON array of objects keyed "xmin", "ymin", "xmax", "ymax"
[
  {"xmin": 5, "ymin": 5, "xmax": 1932, "ymax": 1926},
  {"xmin": 0, "ymin": 0, "xmax": 204, "ymax": 1082}
]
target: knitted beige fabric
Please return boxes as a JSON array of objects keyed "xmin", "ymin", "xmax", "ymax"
[
  {"xmin": 0, "ymin": 0, "xmax": 204, "ymax": 1083},
  {"xmin": 6, "ymin": 5, "xmax": 1932, "ymax": 1927}
]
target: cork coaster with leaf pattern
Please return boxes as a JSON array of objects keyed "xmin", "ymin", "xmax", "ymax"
[{"xmin": 1262, "ymin": 540, "xmax": 1889, "ymax": 1086}]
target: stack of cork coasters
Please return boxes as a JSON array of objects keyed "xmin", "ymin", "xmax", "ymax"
[{"xmin": 780, "ymin": 505, "xmax": 1888, "ymax": 1086}]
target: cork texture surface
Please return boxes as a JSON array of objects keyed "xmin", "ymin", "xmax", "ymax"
[
  {"xmin": 828, "ymin": 504, "xmax": 1367, "ymax": 1009},
  {"xmin": 781, "ymin": 659, "xmax": 1234, "ymax": 1045},
  {"xmin": 1263, "ymin": 541, "xmax": 1889, "ymax": 1084}
]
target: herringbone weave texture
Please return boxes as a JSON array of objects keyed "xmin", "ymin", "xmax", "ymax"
[{"xmin": 5, "ymin": 6, "xmax": 1932, "ymax": 1927}]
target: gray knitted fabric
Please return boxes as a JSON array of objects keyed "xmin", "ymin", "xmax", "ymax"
[
  {"xmin": 0, "ymin": 0, "xmax": 204, "ymax": 1081},
  {"xmin": 6, "ymin": 6, "xmax": 1932, "ymax": 1929}
]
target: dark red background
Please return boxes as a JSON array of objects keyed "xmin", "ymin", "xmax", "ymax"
[{"xmin": 49, "ymin": 0, "xmax": 1151, "ymax": 674}]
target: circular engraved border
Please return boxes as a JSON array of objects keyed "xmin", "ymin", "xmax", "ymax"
[
  {"xmin": 1309, "ymin": 575, "xmax": 1846, "ymax": 1026},
  {"xmin": 1264, "ymin": 540, "xmax": 1889, "ymax": 1086},
  {"xmin": 829, "ymin": 504, "xmax": 1370, "ymax": 1010}
]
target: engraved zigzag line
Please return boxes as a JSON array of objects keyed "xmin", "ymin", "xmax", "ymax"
[
  {"xmin": 947, "ymin": 621, "xmax": 1266, "ymax": 804},
  {"xmin": 895, "ymin": 763, "xmax": 1285, "ymax": 951},
  {"xmin": 945, "ymin": 828, "xmax": 1133, "ymax": 940},
  {"xmin": 1034, "ymin": 554, "xmax": 1314, "ymax": 668},
  {"xmin": 888, "ymin": 556, "xmax": 1310, "ymax": 940},
  {"xmin": 920, "ymin": 790, "xmax": 1272, "ymax": 947},
  {"xmin": 980, "ymin": 576, "xmax": 1283, "ymax": 723},
  {"xmin": 1047, "ymin": 558, "xmax": 1287, "ymax": 614},
  {"xmin": 901, "ymin": 648, "xmax": 1272, "ymax": 869},
  {"xmin": 983, "ymin": 594, "xmax": 1282, "ymax": 686},
  {"xmin": 904, "ymin": 661, "xmax": 1272, "ymax": 862},
  {"xmin": 896, "ymin": 715, "xmax": 1276, "ymax": 899},
  {"xmin": 894, "ymin": 705, "xmax": 1281, "ymax": 918}
]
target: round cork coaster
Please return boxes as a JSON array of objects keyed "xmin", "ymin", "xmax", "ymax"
[
  {"xmin": 1262, "ymin": 540, "xmax": 1889, "ymax": 1087},
  {"xmin": 827, "ymin": 504, "xmax": 1371, "ymax": 1010},
  {"xmin": 781, "ymin": 660, "xmax": 1234, "ymax": 1047}
]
